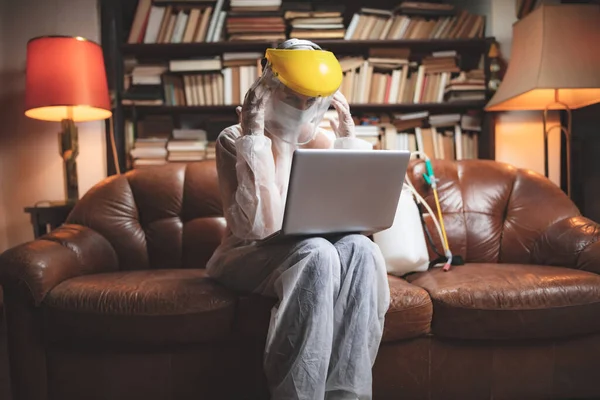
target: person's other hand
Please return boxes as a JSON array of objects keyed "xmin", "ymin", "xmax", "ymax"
[
  {"xmin": 329, "ymin": 91, "xmax": 355, "ymax": 138},
  {"xmin": 240, "ymin": 81, "xmax": 271, "ymax": 136}
]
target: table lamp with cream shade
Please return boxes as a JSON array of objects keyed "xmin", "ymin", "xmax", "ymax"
[
  {"xmin": 24, "ymin": 35, "xmax": 113, "ymax": 203},
  {"xmin": 485, "ymin": 3, "xmax": 600, "ymax": 198}
]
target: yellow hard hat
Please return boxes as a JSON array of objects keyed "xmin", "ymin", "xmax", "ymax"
[{"xmin": 265, "ymin": 48, "xmax": 343, "ymax": 98}]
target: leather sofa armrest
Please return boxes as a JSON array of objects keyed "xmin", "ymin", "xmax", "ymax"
[
  {"xmin": 532, "ymin": 216, "xmax": 600, "ymax": 275},
  {"xmin": 0, "ymin": 224, "xmax": 119, "ymax": 306}
]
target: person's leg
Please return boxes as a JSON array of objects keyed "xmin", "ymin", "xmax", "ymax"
[
  {"xmin": 325, "ymin": 234, "xmax": 390, "ymax": 400},
  {"xmin": 207, "ymin": 236, "xmax": 341, "ymax": 400},
  {"xmin": 264, "ymin": 237, "xmax": 341, "ymax": 400}
]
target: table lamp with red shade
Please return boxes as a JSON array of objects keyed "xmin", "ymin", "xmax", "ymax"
[{"xmin": 24, "ymin": 35, "xmax": 112, "ymax": 203}]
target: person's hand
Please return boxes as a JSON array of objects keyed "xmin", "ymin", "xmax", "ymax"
[
  {"xmin": 240, "ymin": 81, "xmax": 270, "ymax": 136},
  {"xmin": 329, "ymin": 91, "xmax": 355, "ymax": 138}
]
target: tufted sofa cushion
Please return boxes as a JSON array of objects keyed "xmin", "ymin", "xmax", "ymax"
[
  {"xmin": 43, "ymin": 269, "xmax": 236, "ymax": 345},
  {"xmin": 406, "ymin": 159, "xmax": 580, "ymax": 264},
  {"xmin": 66, "ymin": 161, "xmax": 226, "ymax": 270},
  {"xmin": 406, "ymin": 264, "xmax": 600, "ymax": 340}
]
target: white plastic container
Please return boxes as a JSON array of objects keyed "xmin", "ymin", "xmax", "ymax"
[{"xmin": 374, "ymin": 186, "xmax": 430, "ymax": 276}]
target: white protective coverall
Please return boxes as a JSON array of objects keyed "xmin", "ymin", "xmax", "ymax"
[{"xmin": 206, "ymin": 40, "xmax": 390, "ymax": 400}]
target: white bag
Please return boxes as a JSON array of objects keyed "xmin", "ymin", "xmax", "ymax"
[{"xmin": 374, "ymin": 185, "xmax": 430, "ymax": 276}]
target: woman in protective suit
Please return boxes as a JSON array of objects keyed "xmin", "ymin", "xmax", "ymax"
[{"xmin": 206, "ymin": 39, "xmax": 390, "ymax": 400}]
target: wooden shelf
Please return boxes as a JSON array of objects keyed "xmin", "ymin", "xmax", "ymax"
[
  {"xmin": 122, "ymin": 101, "xmax": 487, "ymax": 117},
  {"xmin": 121, "ymin": 38, "xmax": 492, "ymax": 59}
]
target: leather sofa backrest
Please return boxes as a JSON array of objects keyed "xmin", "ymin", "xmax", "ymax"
[
  {"xmin": 407, "ymin": 159, "xmax": 580, "ymax": 264},
  {"xmin": 66, "ymin": 161, "xmax": 226, "ymax": 270},
  {"xmin": 66, "ymin": 158, "xmax": 581, "ymax": 271}
]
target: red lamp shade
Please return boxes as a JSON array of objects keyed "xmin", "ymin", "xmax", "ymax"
[{"xmin": 25, "ymin": 36, "xmax": 112, "ymax": 122}]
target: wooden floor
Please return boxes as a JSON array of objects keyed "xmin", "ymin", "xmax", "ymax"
[{"xmin": 0, "ymin": 309, "xmax": 12, "ymax": 400}]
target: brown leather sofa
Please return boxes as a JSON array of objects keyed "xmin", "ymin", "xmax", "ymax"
[{"xmin": 1, "ymin": 158, "xmax": 599, "ymax": 400}]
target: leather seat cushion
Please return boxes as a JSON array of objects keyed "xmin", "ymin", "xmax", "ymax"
[
  {"xmin": 406, "ymin": 263, "xmax": 600, "ymax": 340},
  {"xmin": 235, "ymin": 275, "xmax": 433, "ymax": 343},
  {"xmin": 382, "ymin": 276, "xmax": 432, "ymax": 342},
  {"xmin": 43, "ymin": 269, "xmax": 236, "ymax": 345},
  {"xmin": 43, "ymin": 269, "xmax": 432, "ymax": 345}
]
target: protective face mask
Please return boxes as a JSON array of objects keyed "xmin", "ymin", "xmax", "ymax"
[
  {"xmin": 267, "ymin": 97, "xmax": 317, "ymax": 145},
  {"xmin": 273, "ymin": 97, "xmax": 314, "ymax": 125}
]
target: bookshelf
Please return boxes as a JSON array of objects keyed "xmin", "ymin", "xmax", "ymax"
[{"xmin": 100, "ymin": 0, "xmax": 497, "ymax": 174}]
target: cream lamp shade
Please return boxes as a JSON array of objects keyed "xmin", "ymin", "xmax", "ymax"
[{"xmin": 485, "ymin": 4, "xmax": 600, "ymax": 112}]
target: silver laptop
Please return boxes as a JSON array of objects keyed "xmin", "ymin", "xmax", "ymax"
[{"xmin": 260, "ymin": 148, "xmax": 411, "ymax": 244}]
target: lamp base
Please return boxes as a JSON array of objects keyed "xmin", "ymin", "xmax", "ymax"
[
  {"xmin": 60, "ymin": 119, "xmax": 79, "ymax": 203},
  {"xmin": 543, "ymin": 93, "xmax": 572, "ymax": 198}
]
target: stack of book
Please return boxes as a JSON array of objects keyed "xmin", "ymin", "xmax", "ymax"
[
  {"xmin": 128, "ymin": 122, "xmax": 220, "ymax": 167},
  {"xmin": 226, "ymin": 13, "xmax": 286, "ymax": 41},
  {"xmin": 285, "ymin": 6, "xmax": 346, "ymax": 40},
  {"xmin": 167, "ymin": 129, "xmax": 209, "ymax": 162},
  {"xmin": 206, "ymin": 142, "xmax": 217, "ymax": 160},
  {"xmin": 128, "ymin": 115, "xmax": 172, "ymax": 168},
  {"xmin": 226, "ymin": 0, "xmax": 285, "ymax": 41},
  {"xmin": 444, "ymin": 70, "xmax": 487, "ymax": 102},
  {"xmin": 393, "ymin": 110, "xmax": 429, "ymax": 131},
  {"xmin": 429, "ymin": 113, "xmax": 461, "ymax": 127},
  {"xmin": 130, "ymin": 138, "xmax": 168, "ymax": 168},
  {"xmin": 122, "ymin": 61, "xmax": 166, "ymax": 106}
]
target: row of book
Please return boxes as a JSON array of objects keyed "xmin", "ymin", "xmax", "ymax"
[
  {"xmin": 127, "ymin": 0, "xmax": 342, "ymax": 43},
  {"xmin": 127, "ymin": 108, "xmax": 481, "ymax": 168},
  {"xmin": 388, "ymin": 126, "xmax": 479, "ymax": 161},
  {"xmin": 122, "ymin": 51, "xmax": 487, "ymax": 107},
  {"xmin": 127, "ymin": 0, "xmax": 485, "ymax": 44},
  {"xmin": 160, "ymin": 64, "xmax": 260, "ymax": 107},
  {"xmin": 338, "ymin": 50, "xmax": 485, "ymax": 105},
  {"xmin": 127, "ymin": 0, "xmax": 283, "ymax": 44},
  {"xmin": 129, "ymin": 128, "xmax": 478, "ymax": 168},
  {"xmin": 129, "ymin": 0, "xmax": 214, "ymax": 44},
  {"xmin": 127, "ymin": 68, "xmax": 485, "ymax": 108},
  {"xmin": 357, "ymin": 125, "xmax": 479, "ymax": 161},
  {"xmin": 321, "ymin": 110, "xmax": 480, "ymax": 160},
  {"xmin": 380, "ymin": 112, "xmax": 480, "ymax": 160},
  {"xmin": 123, "ymin": 53, "xmax": 263, "ymax": 106},
  {"xmin": 345, "ymin": 6, "xmax": 485, "ymax": 41}
]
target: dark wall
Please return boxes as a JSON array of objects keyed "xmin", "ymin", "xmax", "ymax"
[{"xmin": 570, "ymin": 103, "xmax": 600, "ymax": 222}]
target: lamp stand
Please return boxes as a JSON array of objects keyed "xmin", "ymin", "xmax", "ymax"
[
  {"xmin": 59, "ymin": 118, "xmax": 79, "ymax": 203},
  {"xmin": 543, "ymin": 90, "xmax": 572, "ymax": 198}
]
